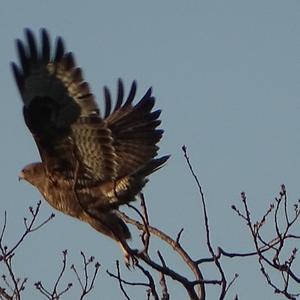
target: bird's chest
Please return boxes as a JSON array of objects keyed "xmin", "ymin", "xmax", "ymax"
[{"xmin": 41, "ymin": 179, "xmax": 82, "ymax": 218}]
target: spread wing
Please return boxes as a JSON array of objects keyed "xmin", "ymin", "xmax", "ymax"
[
  {"xmin": 13, "ymin": 28, "xmax": 167, "ymax": 190},
  {"xmin": 103, "ymin": 79, "xmax": 164, "ymax": 178},
  {"xmin": 12, "ymin": 29, "xmax": 117, "ymax": 186}
]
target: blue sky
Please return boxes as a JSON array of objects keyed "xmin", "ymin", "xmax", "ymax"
[{"xmin": 0, "ymin": 1, "xmax": 299, "ymax": 299}]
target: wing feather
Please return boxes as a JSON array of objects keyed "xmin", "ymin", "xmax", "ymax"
[
  {"xmin": 14, "ymin": 28, "xmax": 167, "ymax": 188},
  {"xmin": 41, "ymin": 29, "xmax": 50, "ymax": 62},
  {"xmin": 114, "ymin": 79, "xmax": 124, "ymax": 112},
  {"xmin": 103, "ymin": 80, "xmax": 164, "ymax": 178},
  {"xmin": 104, "ymin": 86, "xmax": 112, "ymax": 118},
  {"xmin": 13, "ymin": 28, "xmax": 117, "ymax": 184}
]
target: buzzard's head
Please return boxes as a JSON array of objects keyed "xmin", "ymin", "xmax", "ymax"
[{"xmin": 19, "ymin": 162, "xmax": 46, "ymax": 187}]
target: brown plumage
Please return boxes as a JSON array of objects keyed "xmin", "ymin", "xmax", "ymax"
[{"xmin": 13, "ymin": 29, "xmax": 169, "ymax": 263}]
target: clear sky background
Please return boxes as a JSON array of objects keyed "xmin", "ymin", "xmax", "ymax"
[{"xmin": 0, "ymin": 1, "xmax": 299, "ymax": 299}]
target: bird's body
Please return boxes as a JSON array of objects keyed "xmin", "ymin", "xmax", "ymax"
[{"xmin": 13, "ymin": 29, "xmax": 168, "ymax": 261}]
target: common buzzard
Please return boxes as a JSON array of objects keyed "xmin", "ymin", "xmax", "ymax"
[{"xmin": 13, "ymin": 29, "xmax": 169, "ymax": 264}]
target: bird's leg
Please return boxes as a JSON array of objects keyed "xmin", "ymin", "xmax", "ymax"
[{"xmin": 118, "ymin": 239, "xmax": 138, "ymax": 268}]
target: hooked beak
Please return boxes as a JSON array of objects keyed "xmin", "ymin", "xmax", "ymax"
[{"xmin": 18, "ymin": 171, "xmax": 25, "ymax": 182}]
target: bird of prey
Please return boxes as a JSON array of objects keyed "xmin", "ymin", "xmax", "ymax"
[{"xmin": 13, "ymin": 28, "xmax": 169, "ymax": 264}]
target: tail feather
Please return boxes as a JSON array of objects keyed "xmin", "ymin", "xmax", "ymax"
[{"xmin": 88, "ymin": 211, "xmax": 131, "ymax": 240}]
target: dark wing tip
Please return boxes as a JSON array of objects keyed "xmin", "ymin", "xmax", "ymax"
[
  {"xmin": 25, "ymin": 28, "xmax": 38, "ymax": 62},
  {"xmin": 152, "ymin": 155, "xmax": 171, "ymax": 171},
  {"xmin": 140, "ymin": 155, "xmax": 170, "ymax": 177},
  {"xmin": 124, "ymin": 80, "xmax": 137, "ymax": 106},
  {"xmin": 150, "ymin": 109, "xmax": 162, "ymax": 120},
  {"xmin": 158, "ymin": 155, "xmax": 171, "ymax": 164},
  {"xmin": 15, "ymin": 29, "xmax": 53, "ymax": 75},
  {"xmin": 144, "ymin": 87, "xmax": 152, "ymax": 98},
  {"xmin": 104, "ymin": 86, "xmax": 112, "ymax": 118},
  {"xmin": 132, "ymin": 86, "xmax": 155, "ymax": 112},
  {"xmin": 16, "ymin": 38, "xmax": 28, "ymax": 74},
  {"xmin": 64, "ymin": 52, "xmax": 76, "ymax": 70},
  {"xmin": 104, "ymin": 79, "xmax": 137, "ymax": 118},
  {"xmin": 54, "ymin": 36, "xmax": 65, "ymax": 62},
  {"xmin": 11, "ymin": 62, "xmax": 23, "ymax": 92},
  {"xmin": 136, "ymin": 95, "xmax": 155, "ymax": 112},
  {"xmin": 114, "ymin": 78, "xmax": 124, "ymax": 112},
  {"xmin": 40, "ymin": 28, "xmax": 50, "ymax": 61},
  {"xmin": 72, "ymin": 67, "xmax": 83, "ymax": 83}
]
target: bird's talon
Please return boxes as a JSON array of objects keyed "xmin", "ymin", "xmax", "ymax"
[{"xmin": 124, "ymin": 249, "xmax": 138, "ymax": 269}]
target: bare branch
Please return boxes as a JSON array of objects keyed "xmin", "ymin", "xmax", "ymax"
[
  {"xmin": 71, "ymin": 252, "xmax": 101, "ymax": 299},
  {"xmin": 34, "ymin": 250, "xmax": 72, "ymax": 299}
]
